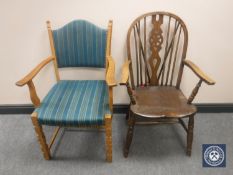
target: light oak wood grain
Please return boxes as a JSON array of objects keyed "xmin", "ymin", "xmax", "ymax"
[
  {"xmin": 16, "ymin": 56, "xmax": 54, "ymax": 86},
  {"xmin": 16, "ymin": 20, "xmax": 115, "ymax": 162},
  {"xmin": 47, "ymin": 21, "xmax": 60, "ymax": 81},
  {"xmin": 105, "ymin": 114, "xmax": 112, "ymax": 162},
  {"xmin": 120, "ymin": 60, "xmax": 131, "ymax": 85},
  {"xmin": 106, "ymin": 56, "xmax": 117, "ymax": 87},
  {"xmin": 27, "ymin": 80, "xmax": 40, "ymax": 107},
  {"xmin": 31, "ymin": 112, "xmax": 51, "ymax": 160}
]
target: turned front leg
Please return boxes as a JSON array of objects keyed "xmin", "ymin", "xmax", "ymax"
[
  {"xmin": 124, "ymin": 113, "xmax": 135, "ymax": 158},
  {"xmin": 31, "ymin": 113, "xmax": 51, "ymax": 160},
  {"xmin": 187, "ymin": 115, "xmax": 194, "ymax": 156},
  {"xmin": 105, "ymin": 114, "xmax": 112, "ymax": 162}
]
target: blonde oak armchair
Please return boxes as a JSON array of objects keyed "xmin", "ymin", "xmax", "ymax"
[
  {"xmin": 120, "ymin": 12, "xmax": 215, "ymax": 158},
  {"xmin": 16, "ymin": 20, "xmax": 116, "ymax": 162}
]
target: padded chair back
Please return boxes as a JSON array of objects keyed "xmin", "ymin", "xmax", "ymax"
[
  {"xmin": 52, "ymin": 20, "xmax": 107, "ymax": 68},
  {"xmin": 127, "ymin": 12, "xmax": 188, "ymax": 88}
]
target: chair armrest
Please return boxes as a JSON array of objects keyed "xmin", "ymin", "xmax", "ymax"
[
  {"xmin": 120, "ymin": 60, "xmax": 131, "ymax": 85},
  {"xmin": 16, "ymin": 56, "xmax": 54, "ymax": 86},
  {"xmin": 183, "ymin": 60, "xmax": 215, "ymax": 85},
  {"xmin": 106, "ymin": 56, "xmax": 117, "ymax": 87}
]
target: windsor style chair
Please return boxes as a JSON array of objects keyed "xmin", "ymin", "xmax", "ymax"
[
  {"xmin": 120, "ymin": 12, "xmax": 215, "ymax": 157},
  {"xmin": 16, "ymin": 20, "xmax": 116, "ymax": 162}
]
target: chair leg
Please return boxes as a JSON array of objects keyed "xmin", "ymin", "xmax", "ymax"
[
  {"xmin": 31, "ymin": 113, "xmax": 51, "ymax": 160},
  {"xmin": 124, "ymin": 113, "xmax": 135, "ymax": 158},
  {"xmin": 105, "ymin": 114, "xmax": 112, "ymax": 162},
  {"xmin": 187, "ymin": 115, "xmax": 194, "ymax": 156},
  {"xmin": 125, "ymin": 110, "xmax": 130, "ymax": 121}
]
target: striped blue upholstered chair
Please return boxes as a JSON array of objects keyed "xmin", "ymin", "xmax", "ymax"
[{"xmin": 16, "ymin": 20, "xmax": 116, "ymax": 162}]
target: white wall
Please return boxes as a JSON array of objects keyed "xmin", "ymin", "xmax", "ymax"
[{"xmin": 0, "ymin": 0, "xmax": 233, "ymax": 105}]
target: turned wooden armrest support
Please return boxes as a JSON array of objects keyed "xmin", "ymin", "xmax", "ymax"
[
  {"xmin": 184, "ymin": 60, "xmax": 216, "ymax": 104},
  {"xmin": 15, "ymin": 56, "xmax": 54, "ymax": 107},
  {"xmin": 183, "ymin": 60, "xmax": 215, "ymax": 85},
  {"xmin": 187, "ymin": 79, "xmax": 202, "ymax": 104},
  {"xmin": 120, "ymin": 60, "xmax": 136, "ymax": 105},
  {"xmin": 106, "ymin": 56, "xmax": 117, "ymax": 87},
  {"xmin": 16, "ymin": 56, "xmax": 54, "ymax": 86}
]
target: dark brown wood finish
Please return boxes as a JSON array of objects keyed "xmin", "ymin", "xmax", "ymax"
[
  {"xmin": 127, "ymin": 12, "xmax": 189, "ymax": 89},
  {"xmin": 124, "ymin": 111, "xmax": 135, "ymax": 158},
  {"xmin": 122, "ymin": 12, "xmax": 215, "ymax": 158},
  {"xmin": 131, "ymin": 86, "xmax": 197, "ymax": 118}
]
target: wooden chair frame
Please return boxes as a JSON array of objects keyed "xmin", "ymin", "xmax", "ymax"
[
  {"xmin": 16, "ymin": 20, "xmax": 116, "ymax": 162},
  {"xmin": 120, "ymin": 12, "xmax": 215, "ymax": 157}
]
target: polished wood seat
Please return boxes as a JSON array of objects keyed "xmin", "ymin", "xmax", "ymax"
[{"xmin": 131, "ymin": 87, "xmax": 196, "ymax": 118}]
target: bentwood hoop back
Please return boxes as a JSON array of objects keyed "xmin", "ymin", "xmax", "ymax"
[{"xmin": 127, "ymin": 12, "xmax": 188, "ymax": 88}]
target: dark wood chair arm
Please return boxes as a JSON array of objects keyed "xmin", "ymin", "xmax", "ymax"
[
  {"xmin": 16, "ymin": 56, "xmax": 55, "ymax": 87},
  {"xmin": 106, "ymin": 56, "xmax": 117, "ymax": 87},
  {"xmin": 183, "ymin": 60, "xmax": 215, "ymax": 85},
  {"xmin": 184, "ymin": 60, "xmax": 216, "ymax": 104}
]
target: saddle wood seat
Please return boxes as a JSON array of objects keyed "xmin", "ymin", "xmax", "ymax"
[{"xmin": 131, "ymin": 86, "xmax": 197, "ymax": 118}]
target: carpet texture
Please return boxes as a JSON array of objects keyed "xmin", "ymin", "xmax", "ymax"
[{"xmin": 0, "ymin": 113, "xmax": 232, "ymax": 175}]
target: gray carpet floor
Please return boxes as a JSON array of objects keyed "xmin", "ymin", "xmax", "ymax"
[{"xmin": 0, "ymin": 113, "xmax": 233, "ymax": 175}]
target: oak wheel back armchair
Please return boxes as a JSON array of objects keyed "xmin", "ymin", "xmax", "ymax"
[
  {"xmin": 16, "ymin": 20, "xmax": 116, "ymax": 162},
  {"xmin": 120, "ymin": 12, "xmax": 215, "ymax": 157}
]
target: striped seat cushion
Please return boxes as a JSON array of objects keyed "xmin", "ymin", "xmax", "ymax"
[
  {"xmin": 52, "ymin": 20, "xmax": 107, "ymax": 68},
  {"xmin": 35, "ymin": 80, "xmax": 111, "ymax": 126}
]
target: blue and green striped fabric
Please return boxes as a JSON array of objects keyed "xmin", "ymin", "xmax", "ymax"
[
  {"xmin": 53, "ymin": 20, "xmax": 107, "ymax": 68},
  {"xmin": 35, "ymin": 80, "xmax": 111, "ymax": 126}
]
